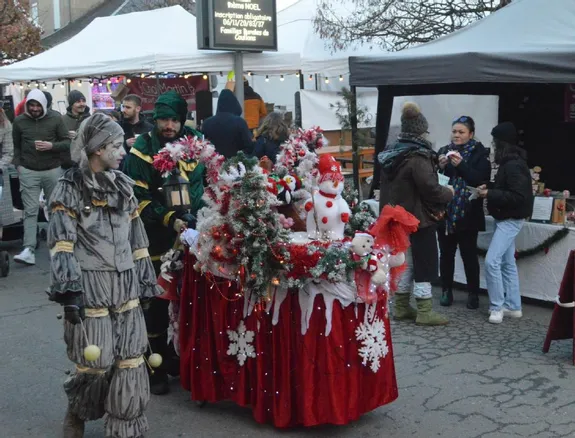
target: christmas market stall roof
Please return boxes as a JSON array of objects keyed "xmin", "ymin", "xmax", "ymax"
[
  {"xmin": 348, "ymin": 0, "xmax": 575, "ymax": 87},
  {"xmin": 277, "ymin": 0, "xmax": 379, "ymax": 76},
  {"xmin": 0, "ymin": 5, "xmax": 301, "ymax": 82}
]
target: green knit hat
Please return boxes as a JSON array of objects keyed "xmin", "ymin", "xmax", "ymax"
[{"xmin": 153, "ymin": 90, "xmax": 188, "ymax": 124}]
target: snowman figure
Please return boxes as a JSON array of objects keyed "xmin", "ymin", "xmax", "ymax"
[{"xmin": 304, "ymin": 154, "xmax": 351, "ymax": 240}]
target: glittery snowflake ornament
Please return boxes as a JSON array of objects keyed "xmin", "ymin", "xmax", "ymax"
[
  {"xmin": 355, "ymin": 304, "xmax": 389, "ymax": 373},
  {"xmin": 226, "ymin": 320, "xmax": 256, "ymax": 366}
]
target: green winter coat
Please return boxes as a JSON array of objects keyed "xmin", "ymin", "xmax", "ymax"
[{"xmin": 123, "ymin": 126, "xmax": 205, "ymax": 259}]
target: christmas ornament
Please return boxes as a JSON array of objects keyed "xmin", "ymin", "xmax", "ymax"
[
  {"xmin": 305, "ymin": 154, "xmax": 351, "ymax": 240},
  {"xmin": 355, "ymin": 304, "xmax": 389, "ymax": 373},
  {"xmin": 226, "ymin": 320, "xmax": 256, "ymax": 366}
]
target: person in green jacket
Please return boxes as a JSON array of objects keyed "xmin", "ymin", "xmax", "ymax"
[
  {"xmin": 12, "ymin": 88, "xmax": 71, "ymax": 266},
  {"xmin": 123, "ymin": 90, "xmax": 204, "ymax": 395}
]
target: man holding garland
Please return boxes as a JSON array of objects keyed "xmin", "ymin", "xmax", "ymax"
[{"xmin": 123, "ymin": 90, "xmax": 205, "ymax": 395}]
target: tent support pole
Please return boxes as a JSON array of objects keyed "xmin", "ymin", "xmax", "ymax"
[
  {"xmin": 370, "ymin": 86, "xmax": 394, "ymax": 205},
  {"xmin": 234, "ymin": 51, "xmax": 244, "ymax": 113},
  {"xmin": 350, "ymin": 85, "xmax": 361, "ymax": 199},
  {"xmin": 298, "ymin": 70, "xmax": 304, "ymax": 90}
]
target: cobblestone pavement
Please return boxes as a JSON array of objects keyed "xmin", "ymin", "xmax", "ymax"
[{"xmin": 1, "ymin": 244, "xmax": 574, "ymax": 437}]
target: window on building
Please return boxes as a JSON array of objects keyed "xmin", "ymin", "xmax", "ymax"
[{"xmin": 31, "ymin": 2, "xmax": 39, "ymax": 26}]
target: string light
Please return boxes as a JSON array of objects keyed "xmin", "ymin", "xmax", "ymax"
[
  {"xmin": 89, "ymin": 80, "xmax": 94, "ymax": 87},
  {"xmin": 308, "ymin": 74, "xmax": 313, "ymax": 81},
  {"xmin": 247, "ymin": 71, "xmax": 252, "ymax": 76},
  {"xmin": 202, "ymin": 73, "xmax": 208, "ymax": 80},
  {"xmin": 140, "ymin": 73, "xmax": 145, "ymax": 78},
  {"xmin": 61, "ymin": 82, "xmax": 65, "ymax": 88},
  {"xmin": 107, "ymin": 78, "xmax": 112, "ymax": 84},
  {"xmin": 42, "ymin": 82, "xmax": 47, "ymax": 89},
  {"xmin": 280, "ymin": 75, "xmax": 284, "ymax": 81},
  {"xmin": 325, "ymin": 77, "xmax": 330, "ymax": 84},
  {"xmin": 265, "ymin": 75, "xmax": 269, "ymax": 82},
  {"xmin": 339, "ymin": 75, "xmax": 343, "ymax": 81},
  {"xmin": 219, "ymin": 71, "xmax": 223, "ymax": 77},
  {"xmin": 295, "ymin": 72, "xmax": 300, "ymax": 77},
  {"xmin": 126, "ymin": 78, "xmax": 132, "ymax": 84},
  {"xmin": 19, "ymin": 83, "xmax": 23, "ymax": 89},
  {"xmin": 78, "ymin": 80, "xmax": 83, "ymax": 86}
]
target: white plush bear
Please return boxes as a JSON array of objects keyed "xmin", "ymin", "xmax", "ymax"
[{"xmin": 351, "ymin": 232, "xmax": 406, "ymax": 287}]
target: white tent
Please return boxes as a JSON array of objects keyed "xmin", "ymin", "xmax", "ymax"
[
  {"xmin": 350, "ymin": 0, "xmax": 575, "ymax": 86},
  {"xmin": 0, "ymin": 5, "xmax": 301, "ymax": 82},
  {"xmin": 277, "ymin": 0, "xmax": 379, "ymax": 76}
]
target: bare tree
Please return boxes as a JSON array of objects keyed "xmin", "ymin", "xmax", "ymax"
[
  {"xmin": 314, "ymin": 0, "xmax": 513, "ymax": 52},
  {"xmin": 0, "ymin": 0, "xmax": 42, "ymax": 65},
  {"xmin": 123, "ymin": 0, "xmax": 196, "ymax": 14}
]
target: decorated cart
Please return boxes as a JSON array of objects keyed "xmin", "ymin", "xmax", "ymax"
[{"xmin": 152, "ymin": 128, "xmax": 419, "ymax": 427}]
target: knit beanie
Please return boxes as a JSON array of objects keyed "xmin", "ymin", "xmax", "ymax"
[
  {"xmin": 401, "ymin": 102, "xmax": 429, "ymax": 136},
  {"xmin": 153, "ymin": 90, "xmax": 188, "ymax": 125},
  {"xmin": 491, "ymin": 122, "xmax": 517, "ymax": 144},
  {"xmin": 68, "ymin": 90, "xmax": 86, "ymax": 107}
]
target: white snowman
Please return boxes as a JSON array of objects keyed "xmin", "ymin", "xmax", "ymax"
[{"xmin": 304, "ymin": 154, "xmax": 351, "ymax": 240}]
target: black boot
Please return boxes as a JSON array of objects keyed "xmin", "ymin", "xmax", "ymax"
[
  {"xmin": 149, "ymin": 369, "xmax": 170, "ymax": 395},
  {"xmin": 466, "ymin": 290, "xmax": 479, "ymax": 309},
  {"xmin": 439, "ymin": 288, "xmax": 453, "ymax": 307}
]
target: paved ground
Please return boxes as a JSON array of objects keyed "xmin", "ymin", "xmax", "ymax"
[{"xmin": 1, "ymin": 241, "xmax": 574, "ymax": 437}]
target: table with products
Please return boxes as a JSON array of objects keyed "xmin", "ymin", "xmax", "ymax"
[{"xmin": 453, "ymin": 217, "xmax": 574, "ymax": 302}]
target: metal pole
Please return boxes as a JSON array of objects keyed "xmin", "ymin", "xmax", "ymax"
[
  {"xmin": 350, "ymin": 85, "xmax": 361, "ymax": 200},
  {"xmin": 234, "ymin": 51, "xmax": 244, "ymax": 113}
]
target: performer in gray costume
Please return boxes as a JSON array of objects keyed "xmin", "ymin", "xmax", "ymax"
[{"xmin": 47, "ymin": 112, "xmax": 160, "ymax": 438}]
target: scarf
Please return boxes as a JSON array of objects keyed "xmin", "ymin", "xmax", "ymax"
[
  {"xmin": 445, "ymin": 139, "xmax": 476, "ymax": 233},
  {"xmin": 378, "ymin": 133, "xmax": 434, "ymax": 176}
]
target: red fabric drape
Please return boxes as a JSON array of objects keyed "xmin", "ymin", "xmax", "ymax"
[
  {"xmin": 543, "ymin": 250, "xmax": 575, "ymax": 364},
  {"xmin": 180, "ymin": 254, "xmax": 398, "ymax": 427}
]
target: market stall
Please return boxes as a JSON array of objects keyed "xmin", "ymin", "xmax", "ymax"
[{"xmin": 151, "ymin": 128, "xmax": 416, "ymax": 427}]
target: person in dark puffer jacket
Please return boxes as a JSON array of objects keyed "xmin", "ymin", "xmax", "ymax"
[{"xmin": 477, "ymin": 122, "xmax": 533, "ymax": 325}]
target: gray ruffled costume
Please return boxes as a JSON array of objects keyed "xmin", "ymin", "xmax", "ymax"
[{"xmin": 49, "ymin": 167, "xmax": 161, "ymax": 438}]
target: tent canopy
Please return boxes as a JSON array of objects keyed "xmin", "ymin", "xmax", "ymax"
[
  {"xmin": 0, "ymin": 6, "xmax": 301, "ymax": 81},
  {"xmin": 349, "ymin": 0, "xmax": 575, "ymax": 87},
  {"xmin": 277, "ymin": 0, "xmax": 379, "ymax": 75}
]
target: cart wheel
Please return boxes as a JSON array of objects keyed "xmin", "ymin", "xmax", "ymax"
[
  {"xmin": 196, "ymin": 400, "xmax": 208, "ymax": 408},
  {"xmin": 0, "ymin": 251, "xmax": 10, "ymax": 277}
]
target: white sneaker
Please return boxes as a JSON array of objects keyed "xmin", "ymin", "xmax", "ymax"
[
  {"xmin": 14, "ymin": 247, "xmax": 35, "ymax": 265},
  {"xmin": 488, "ymin": 309, "xmax": 504, "ymax": 324},
  {"xmin": 503, "ymin": 308, "xmax": 522, "ymax": 318}
]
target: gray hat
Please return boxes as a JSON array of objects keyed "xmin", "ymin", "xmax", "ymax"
[
  {"xmin": 71, "ymin": 112, "xmax": 124, "ymax": 167},
  {"xmin": 401, "ymin": 102, "xmax": 429, "ymax": 136}
]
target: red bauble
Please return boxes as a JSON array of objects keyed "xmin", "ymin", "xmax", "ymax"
[
  {"xmin": 212, "ymin": 230, "xmax": 222, "ymax": 240},
  {"xmin": 298, "ymin": 149, "xmax": 306, "ymax": 157},
  {"xmin": 322, "ymin": 217, "xmax": 328, "ymax": 224},
  {"xmin": 326, "ymin": 201, "xmax": 333, "ymax": 208}
]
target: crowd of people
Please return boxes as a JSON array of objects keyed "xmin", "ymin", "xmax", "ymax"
[
  {"xmin": 1, "ymin": 83, "xmax": 534, "ymax": 437},
  {"xmin": 379, "ymin": 103, "xmax": 533, "ymax": 326},
  {"xmin": 1, "ymin": 82, "xmax": 278, "ymax": 438}
]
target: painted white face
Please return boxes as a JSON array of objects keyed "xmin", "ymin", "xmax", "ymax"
[
  {"xmin": 98, "ymin": 139, "xmax": 126, "ymax": 170},
  {"xmin": 318, "ymin": 178, "xmax": 344, "ymax": 195}
]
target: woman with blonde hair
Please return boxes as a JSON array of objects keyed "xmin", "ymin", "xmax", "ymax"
[{"xmin": 253, "ymin": 111, "xmax": 290, "ymax": 163}]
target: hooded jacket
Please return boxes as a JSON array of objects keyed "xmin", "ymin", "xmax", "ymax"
[
  {"xmin": 487, "ymin": 145, "xmax": 533, "ymax": 220},
  {"xmin": 379, "ymin": 136, "xmax": 453, "ymax": 229},
  {"xmin": 12, "ymin": 89, "xmax": 71, "ymax": 171},
  {"xmin": 243, "ymin": 83, "xmax": 267, "ymax": 130},
  {"xmin": 201, "ymin": 89, "xmax": 253, "ymax": 159}
]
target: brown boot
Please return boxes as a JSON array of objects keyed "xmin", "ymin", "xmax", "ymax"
[{"xmin": 63, "ymin": 408, "xmax": 84, "ymax": 438}]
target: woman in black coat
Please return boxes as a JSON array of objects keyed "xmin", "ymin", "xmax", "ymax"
[
  {"xmin": 437, "ymin": 116, "xmax": 492, "ymax": 309},
  {"xmin": 253, "ymin": 112, "xmax": 289, "ymax": 163}
]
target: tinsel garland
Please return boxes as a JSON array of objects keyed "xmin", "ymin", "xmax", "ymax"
[{"xmin": 476, "ymin": 227, "xmax": 569, "ymax": 259}]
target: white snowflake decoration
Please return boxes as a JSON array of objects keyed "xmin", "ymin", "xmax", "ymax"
[
  {"xmin": 226, "ymin": 320, "xmax": 256, "ymax": 366},
  {"xmin": 355, "ymin": 304, "xmax": 389, "ymax": 373}
]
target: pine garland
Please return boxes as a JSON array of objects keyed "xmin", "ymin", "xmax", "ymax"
[{"xmin": 477, "ymin": 227, "xmax": 569, "ymax": 259}]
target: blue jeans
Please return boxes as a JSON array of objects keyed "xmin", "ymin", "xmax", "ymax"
[{"xmin": 485, "ymin": 219, "xmax": 524, "ymax": 311}]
